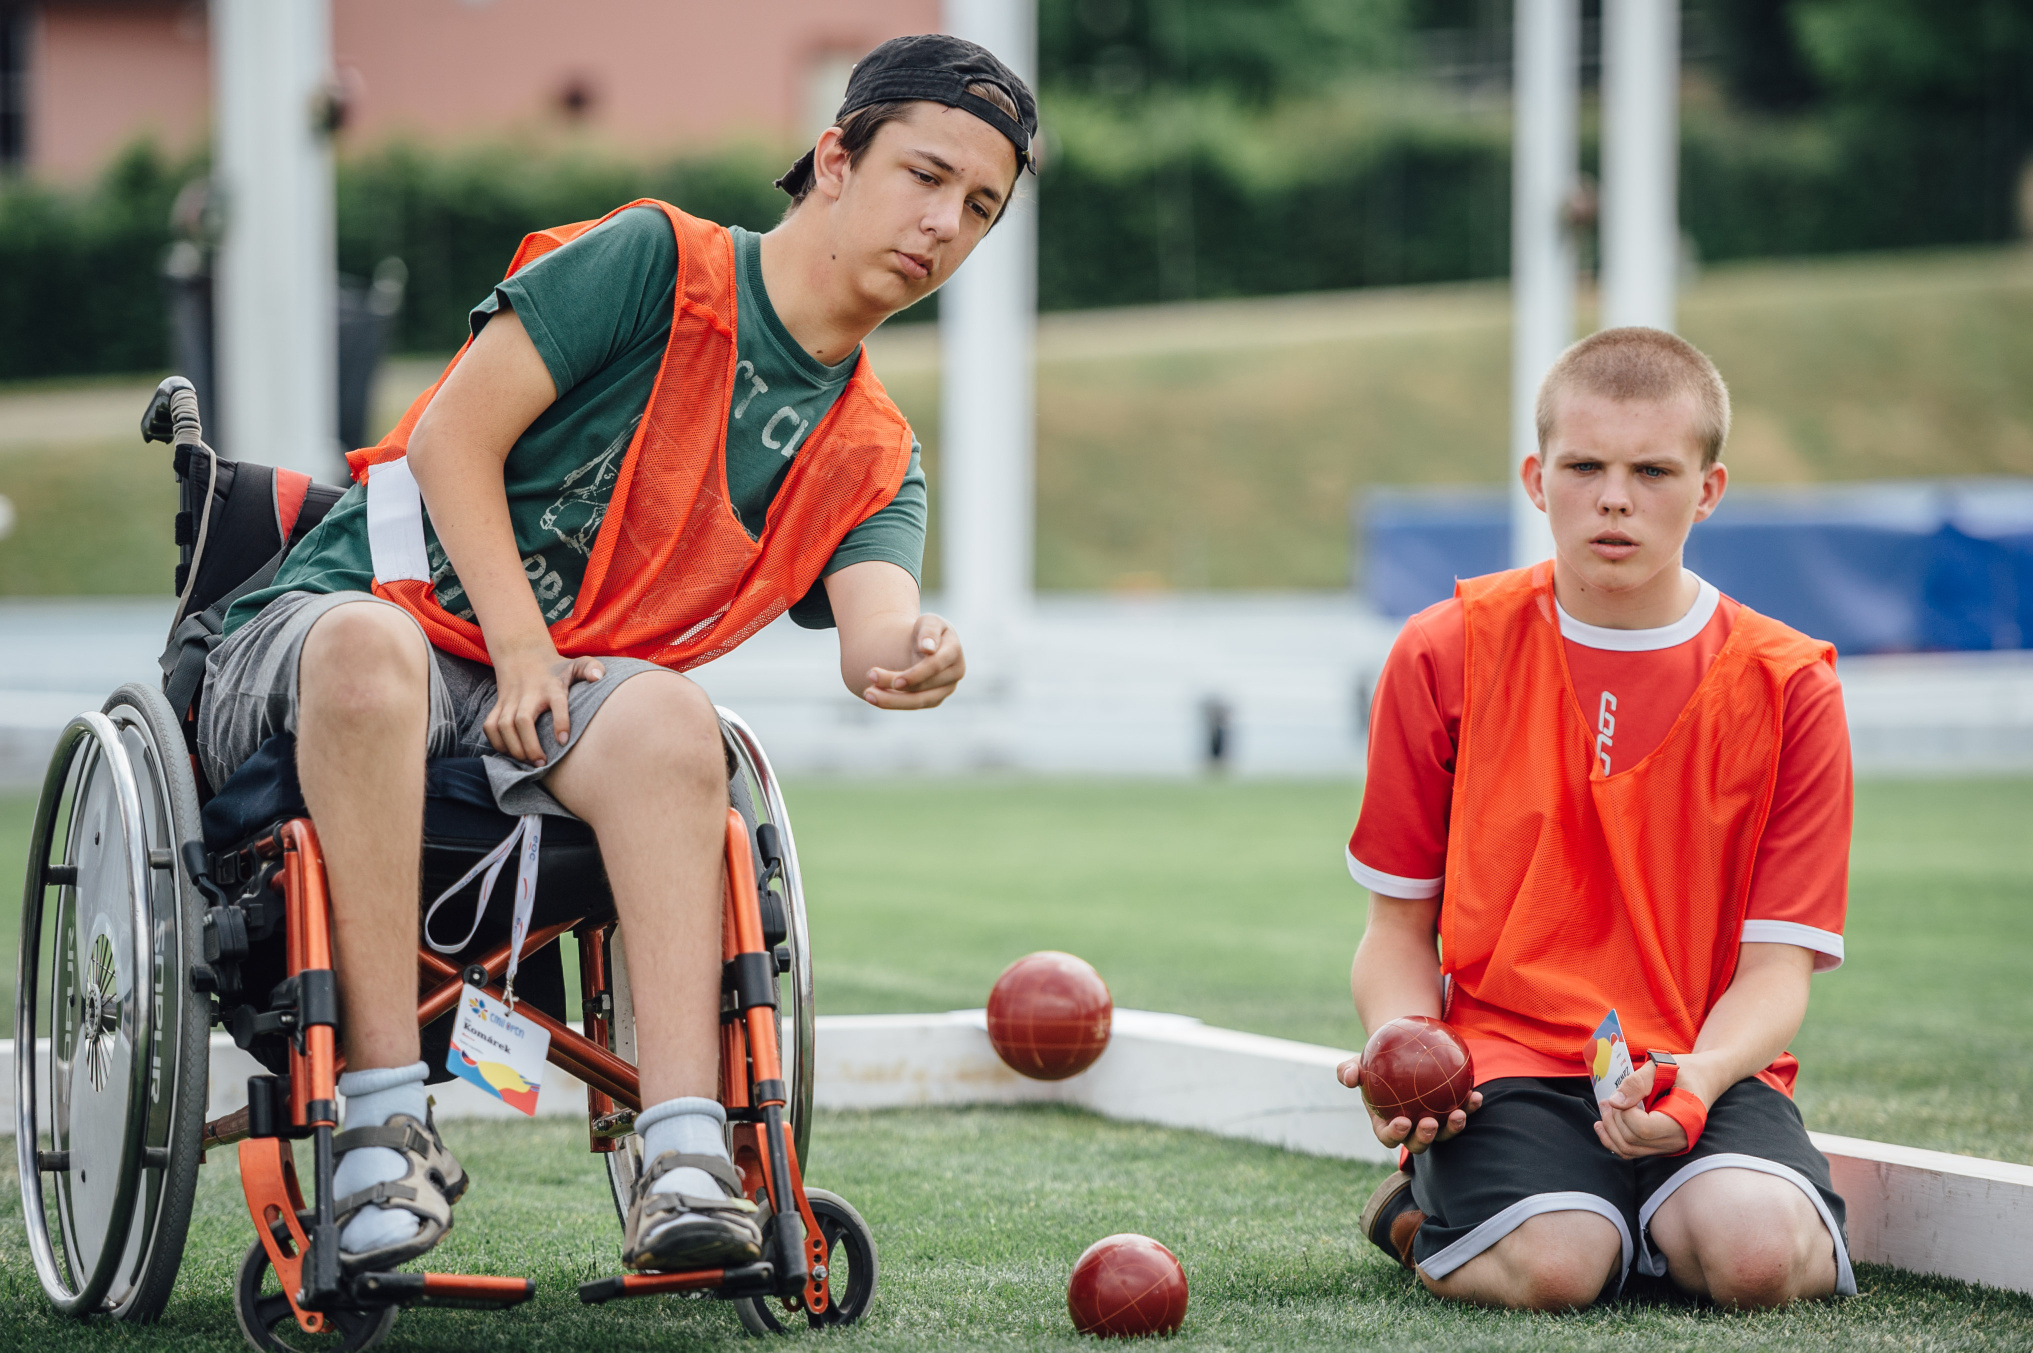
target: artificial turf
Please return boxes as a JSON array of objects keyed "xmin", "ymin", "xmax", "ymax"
[
  {"xmin": 783, "ymin": 776, "xmax": 2033, "ymax": 1165},
  {"xmin": 2, "ymin": 776, "xmax": 2031, "ymax": 1347},
  {"xmin": 4, "ymin": 1109, "xmax": 2032, "ymax": 1350}
]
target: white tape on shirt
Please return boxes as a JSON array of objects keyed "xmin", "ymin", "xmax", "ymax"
[
  {"xmin": 366, "ymin": 457, "xmax": 432, "ymax": 584},
  {"xmin": 423, "ymin": 813, "xmax": 544, "ymax": 1008}
]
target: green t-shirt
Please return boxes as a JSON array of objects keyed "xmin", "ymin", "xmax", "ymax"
[{"xmin": 224, "ymin": 208, "xmax": 926, "ymax": 637}]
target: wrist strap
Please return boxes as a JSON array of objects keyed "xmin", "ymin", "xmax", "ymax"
[
  {"xmin": 1641, "ymin": 1054, "xmax": 1679, "ymax": 1110},
  {"xmin": 1652, "ymin": 1087, "xmax": 1706, "ymax": 1155}
]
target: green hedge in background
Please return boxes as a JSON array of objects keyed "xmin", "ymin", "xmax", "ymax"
[
  {"xmin": 334, "ymin": 142, "xmax": 790, "ymax": 354},
  {"xmin": 0, "ymin": 146, "xmax": 193, "ymax": 381},
  {"xmin": 0, "ymin": 86, "xmax": 2022, "ymax": 381}
]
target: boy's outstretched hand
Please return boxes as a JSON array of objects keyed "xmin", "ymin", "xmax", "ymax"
[
  {"xmin": 1336, "ymin": 1057, "xmax": 1483, "ymax": 1155},
  {"xmin": 862, "ymin": 614, "xmax": 965, "ymax": 709},
  {"xmin": 827, "ymin": 560, "xmax": 966, "ymax": 710}
]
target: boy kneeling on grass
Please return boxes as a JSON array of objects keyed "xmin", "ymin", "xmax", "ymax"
[{"xmin": 1340, "ymin": 328, "xmax": 1855, "ymax": 1309}]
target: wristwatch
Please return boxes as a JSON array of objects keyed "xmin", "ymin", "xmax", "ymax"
[{"xmin": 1645, "ymin": 1051, "xmax": 1679, "ymax": 1108}]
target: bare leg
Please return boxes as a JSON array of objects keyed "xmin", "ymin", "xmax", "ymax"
[
  {"xmin": 543, "ymin": 672, "xmax": 727, "ymax": 1106},
  {"xmin": 1648, "ymin": 1168, "xmax": 1837, "ymax": 1307},
  {"xmin": 295, "ymin": 602, "xmax": 432, "ymax": 1073},
  {"xmin": 1420, "ymin": 1210, "xmax": 1624, "ymax": 1310}
]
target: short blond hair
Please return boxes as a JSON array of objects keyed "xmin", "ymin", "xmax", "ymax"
[{"xmin": 1536, "ymin": 326, "xmax": 1732, "ymax": 466}]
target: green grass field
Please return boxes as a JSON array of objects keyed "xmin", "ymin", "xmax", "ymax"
[
  {"xmin": 5, "ymin": 245, "xmax": 2031, "ymax": 596},
  {"xmin": 3, "ymin": 776, "xmax": 2032, "ymax": 1347}
]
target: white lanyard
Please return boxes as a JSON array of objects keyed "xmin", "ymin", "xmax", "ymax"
[{"xmin": 423, "ymin": 813, "xmax": 544, "ymax": 1008}]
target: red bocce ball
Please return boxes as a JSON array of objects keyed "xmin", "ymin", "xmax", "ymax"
[
  {"xmin": 986, "ymin": 951, "xmax": 1113, "ymax": 1081},
  {"xmin": 1359, "ymin": 1015, "xmax": 1475, "ymax": 1126},
  {"xmin": 1067, "ymin": 1233, "xmax": 1188, "ymax": 1338}
]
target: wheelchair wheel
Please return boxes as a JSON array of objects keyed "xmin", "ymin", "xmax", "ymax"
[
  {"xmin": 14, "ymin": 685, "xmax": 211, "ymax": 1320},
  {"xmin": 604, "ymin": 709, "xmax": 816, "ymax": 1223},
  {"xmin": 235, "ymin": 1235, "xmax": 398, "ymax": 1353},
  {"xmin": 719, "ymin": 708, "xmax": 816, "ymax": 1169},
  {"xmin": 734, "ymin": 1188, "xmax": 878, "ymax": 1333}
]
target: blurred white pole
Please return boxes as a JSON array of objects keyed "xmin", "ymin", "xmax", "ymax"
[
  {"xmin": 212, "ymin": 0, "xmax": 338, "ymax": 478},
  {"xmin": 1510, "ymin": 0, "xmax": 1578, "ymax": 568},
  {"xmin": 939, "ymin": 0, "xmax": 1036, "ymax": 684},
  {"xmin": 1600, "ymin": 0, "xmax": 1680, "ymax": 330}
]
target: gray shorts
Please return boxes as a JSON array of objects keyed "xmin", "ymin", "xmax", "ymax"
[{"xmin": 196, "ymin": 589, "xmax": 671, "ymax": 815}]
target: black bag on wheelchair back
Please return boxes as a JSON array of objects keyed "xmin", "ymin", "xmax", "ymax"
[{"xmin": 144, "ymin": 378, "xmax": 349, "ymax": 725}]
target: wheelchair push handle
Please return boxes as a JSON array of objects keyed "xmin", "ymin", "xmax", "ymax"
[{"xmin": 141, "ymin": 375, "xmax": 205, "ymax": 449}]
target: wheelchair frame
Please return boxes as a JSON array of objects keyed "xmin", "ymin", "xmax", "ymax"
[
  {"xmin": 13, "ymin": 376, "xmax": 871, "ymax": 1347},
  {"xmin": 210, "ymin": 803, "xmax": 833, "ymax": 1332}
]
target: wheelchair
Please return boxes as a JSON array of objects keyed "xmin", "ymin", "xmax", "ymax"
[{"xmin": 13, "ymin": 378, "xmax": 875, "ymax": 1347}]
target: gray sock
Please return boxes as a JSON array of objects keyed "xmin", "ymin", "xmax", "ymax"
[
  {"xmin": 637, "ymin": 1096, "xmax": 733, "ymax": 1201},
  {"xmin": 333, "ymin": 1061, "xmax": 429, "ymax": 1255}
]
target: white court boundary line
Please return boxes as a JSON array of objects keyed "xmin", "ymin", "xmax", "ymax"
[{"xmin": 7, "ymin": 1010, "xmax": 2028, "ymax": 1296}]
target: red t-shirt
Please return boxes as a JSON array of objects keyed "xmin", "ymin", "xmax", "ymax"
[{"xmin": 1348, "ymin": 575, "xmax": 1851, "ymax": 1083}]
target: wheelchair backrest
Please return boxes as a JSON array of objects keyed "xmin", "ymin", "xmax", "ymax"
[
  {"xmin": 144, "ymin": 376, "xmax": 349, "ymax": 730},
  {"xmin": 153, "ymin": 401, "xmax": 348, "ymax": 623}
]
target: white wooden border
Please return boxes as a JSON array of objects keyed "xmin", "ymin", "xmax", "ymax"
[
  {"xmin": 1810, "ymin": 1132, "xmax": 2033, "ymax": 1293},
  {"xmin": 814, "ymin": 1009, "xmax": 1390, "ymax": 1163},
  {"xmin": 6, "ymin": 1014, "xmax": 2028, "ymax": 1295}
]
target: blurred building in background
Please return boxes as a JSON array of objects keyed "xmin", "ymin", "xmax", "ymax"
[{"xmin": 3, "ymin": 0, "xmax": 933, "ymax": 180}]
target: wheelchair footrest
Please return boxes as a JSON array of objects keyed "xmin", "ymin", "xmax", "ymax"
[
  {"xmin": 351, "ymin": 1270, "xmax": 536, "ymax": 1310},
  {"xmin": 578, "ymin": 1261, "xmax": 776, "ymax": 1305}
]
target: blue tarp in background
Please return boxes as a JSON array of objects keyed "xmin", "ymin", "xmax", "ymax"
[{"xmin": 1357, "ymin": 480, "xmax": 2033, "ymax": 654}]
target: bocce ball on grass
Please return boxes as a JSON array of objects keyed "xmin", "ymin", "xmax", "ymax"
[
  {"xmin": 1359, "ymin": 1015, "xmax": 1475, "ymax": 1126},
  {"xmin": 1068, "ymin": 1233, "xmax": 1188, "ymax": 1337},
  {"xmin": 986, "ymin": 951, "xmax": 1113, "ymax": 1080}
]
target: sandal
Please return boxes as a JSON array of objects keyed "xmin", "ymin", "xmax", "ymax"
[
  {"xmin": 330, "ymin": 1105, "xmax": 469, "ymax": 1274},
  {"xmin": 622, "ymin": 1152, "xmax": 764, "ymax": 1272}
]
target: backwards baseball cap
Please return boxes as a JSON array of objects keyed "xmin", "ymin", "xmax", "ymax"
[{"xmin": 775, "ymin": 34, "xmax": 1039, "ymax": 199}]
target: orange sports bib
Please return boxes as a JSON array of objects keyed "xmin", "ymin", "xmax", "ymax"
[
  {"xmin": 347, "ymin": 199, "xmax": 913, "ymax": 671},
  {"xmin": 1441, "ymin": 563, "xmax": 1833, "ymax": 1088}
]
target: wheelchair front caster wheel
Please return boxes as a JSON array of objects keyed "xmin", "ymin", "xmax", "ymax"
[
  {"xmin": 736, "ymin": 1188, "xmax": 878, "ymax": 1334},
  {"xmin": 234, "ymin": 1240, "xmax": 398, "ymax": 1353}
]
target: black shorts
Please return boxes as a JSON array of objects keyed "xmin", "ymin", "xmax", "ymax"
[{"xmin": 1404, "ymin": 1076, "xmax": 1855, "ymax": 1295}]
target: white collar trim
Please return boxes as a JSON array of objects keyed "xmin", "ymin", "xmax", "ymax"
[{"xmin": 1555, "ymin": 574, "xmax": 1721, "ymax": 652}]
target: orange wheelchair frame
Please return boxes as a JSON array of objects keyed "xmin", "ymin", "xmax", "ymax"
[{"xmin": 211, "ymin": 808, "xmax": 831, "ymax": 1333}]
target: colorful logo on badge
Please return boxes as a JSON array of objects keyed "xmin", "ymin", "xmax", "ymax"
[{"xmin": 449, "ymin": 1046, "xmax": 540, "ymax": 1115}]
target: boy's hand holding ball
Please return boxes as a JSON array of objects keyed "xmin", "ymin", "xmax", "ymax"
[{"xmin": 1337, "ymin": 1015, "xmax": 1482, "ymax": 1154}]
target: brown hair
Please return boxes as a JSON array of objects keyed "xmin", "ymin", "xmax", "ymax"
[
  {"xmin": 785, "ymin": 82, "xmax": 1023, "ymax": 219},
  {"xmin": 1536, "ymin": 327, "xmax": 1732, "ymax": 466}
]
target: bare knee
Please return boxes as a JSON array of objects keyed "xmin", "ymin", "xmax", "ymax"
[
  {"xmin": 299, "ymin": 604, "xmax": 430, "ymax": 725},
  {"xmin": 1697, "ymin": 1203, "xmax": 1832, "ymax": 1308},
  {"xmin": 1425, "ymin": 1210, "xmax": 1621, "ymax": 1311},
  {"xmin": 1704, "ymin": 1236, "xmax": 1808, "ymax": 1308},
  {"xmin": 1500, "ymin": 1254, "xmax": 1614, "ymax": 1312},
  {"xmin": 1652, "ymin": 1167, "xmax": 1834, "ymax": 1308},
  {"xmin": 596, "ymin": 674, "xmax": 723, "ymax": 789}
]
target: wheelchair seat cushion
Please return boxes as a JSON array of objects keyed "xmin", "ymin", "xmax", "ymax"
[{"xmin": 200, "ymin": 731, "xmax": 597, "ymax": 851}]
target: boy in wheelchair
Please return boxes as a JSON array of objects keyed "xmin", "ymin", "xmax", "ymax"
[{"xmin": 193, "ymin": 37, "xmax": 1032, "ymax": 1276}]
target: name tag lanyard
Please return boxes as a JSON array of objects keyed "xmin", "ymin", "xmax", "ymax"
[{"xmin": 423, "ymin": 814, "xmax": 544, "ymax": 1009}]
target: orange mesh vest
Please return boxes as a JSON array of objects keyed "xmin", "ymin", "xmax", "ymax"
[
  {"xmin": 1442, "ymin": 564, "xmax": 1833, "ymax": 1092},
  {"xmin": 346, "ymin": 199, "xmax": 913, "ymax": 670}
]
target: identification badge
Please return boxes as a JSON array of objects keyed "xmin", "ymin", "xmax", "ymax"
[
  {"xmin": 1586, "ymin": 1008, "xmax": 1637, "ymax": 1107},
  {"xmin": 447, "ymin": 983, "xmax": 549, "ymax": 1115}
]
